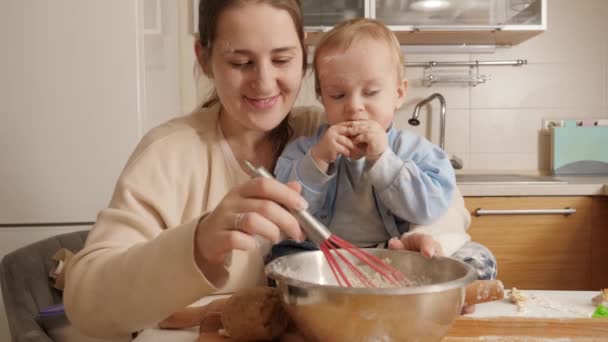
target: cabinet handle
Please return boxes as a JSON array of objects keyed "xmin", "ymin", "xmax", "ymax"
[{"xmin": 474, "ymin": 208, "xmax": 576, "ymax": 217}]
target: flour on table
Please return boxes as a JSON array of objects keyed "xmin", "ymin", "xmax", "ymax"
[{"xmin": 472, "ymin": 290, "xmax": 597, "ymax": 318}]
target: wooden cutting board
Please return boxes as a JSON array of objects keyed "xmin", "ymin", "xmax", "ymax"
[
  {"xmin": 137, "ymin": 291, "xmax": 608, "ymax": 341},
  {"xmin": 447, "ymin": 290, "xmax": 608, "ymax": 340}
]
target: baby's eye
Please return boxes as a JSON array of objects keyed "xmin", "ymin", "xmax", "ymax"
[
  {"xmin": 329, "ymin": 93, "xmax": 344, "ymax": 100},
  {"xmin": 364, "ymin": 90, "xmax": 380, "ymax": 96}
]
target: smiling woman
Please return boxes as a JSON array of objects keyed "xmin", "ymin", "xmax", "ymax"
[
  {"xmin": 196, "ymin": 0, "xmax": 310, "ymax": 171},
  {"xmin": 62, "ymin": 0, "xmax": 325, "ymax": 339}
]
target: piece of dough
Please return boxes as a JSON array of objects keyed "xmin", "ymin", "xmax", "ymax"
[{"xmin": 221, "ymin": 286, "xmax": 289, "ymax": 341}]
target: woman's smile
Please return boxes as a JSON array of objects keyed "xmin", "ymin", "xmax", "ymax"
[{"xmin": 244, "ymin": 94, "xmax": 280, "ymax": 110}]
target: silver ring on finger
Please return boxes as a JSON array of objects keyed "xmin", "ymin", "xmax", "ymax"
[{"xmin": 233, "ymin": 212, "xmax": 245, "ymax": 230}]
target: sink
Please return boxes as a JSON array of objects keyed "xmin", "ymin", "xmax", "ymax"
[{"xmin": 456, "ymin": 174, "xmax": 567, "ymax": 184}]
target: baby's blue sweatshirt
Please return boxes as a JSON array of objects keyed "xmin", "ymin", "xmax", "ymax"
[{"xmin": 275, "ymin": 123, "xmax": 456, "ymax": 245}]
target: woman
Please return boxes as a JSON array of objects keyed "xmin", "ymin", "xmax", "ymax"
[{"xmin": 65, "ymin": 0, "xmax": 321, "ymax": 338}]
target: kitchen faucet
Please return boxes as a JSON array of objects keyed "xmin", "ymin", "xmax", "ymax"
[{"xmin": 409, "ymin": 93, "xmax": 463, "ymax": 170}]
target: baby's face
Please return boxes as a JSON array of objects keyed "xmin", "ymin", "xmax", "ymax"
[{"xmin": 316, "ymin": 38, "xmax": 407, "ymax": 130}]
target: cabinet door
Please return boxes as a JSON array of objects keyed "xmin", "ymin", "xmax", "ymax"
[
  {"xmin": 465, "ymin": 196, "xmax": 592, "ymax": 291},
  {"xmin": 374, "ymin": 0, "xmax": 544, "ymax": 26},
  {"xmin": 372, "ymin": 0, "xmax": 546, "ymax": 45},
  {"xmin": 303, "ymin": 0, "xmax": 366, "ymax": 29},
  {"xmin": 591, "ymin": 197, "xmax": 608, "ymax": 289},
  {"xmin": 0, "ymin": 0, "xmax": 143, "ymax": 224}
]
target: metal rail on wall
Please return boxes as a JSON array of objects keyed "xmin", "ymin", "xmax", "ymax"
[{"xmin": 405, "ymin": 59, "xmax": 527, "ymax": 87}]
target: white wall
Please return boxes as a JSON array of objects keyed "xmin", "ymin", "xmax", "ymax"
[{"xmin": 179, "ymin": 0, "xmax": 608, "ymax": 173}]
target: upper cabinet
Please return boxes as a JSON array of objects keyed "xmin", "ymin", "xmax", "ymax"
[
  {"xmin": 303, "ymin": 0, "xmax": 546, "ymax": 46},
  {"xmin": 302, "ymin": 0, "xmax": 366, "ymax": 27},
  {"xmin": 0, "ymin": 0, "xmax": 144, "ymax": 224}
]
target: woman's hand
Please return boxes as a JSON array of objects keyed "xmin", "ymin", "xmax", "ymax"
[
  {"xmin": 194, "ymin": 178, "xmax": 307, "ymax": 272},
  {"xmin": 387, "ymin": 233, "xmax": 444, "ymax": 258}
]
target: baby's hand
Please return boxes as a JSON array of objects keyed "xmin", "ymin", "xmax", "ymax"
[
  {"xmin": 311, "ymin": 122, "xmax": 354, "ymax": 172},
  {"xmin": 348, "ymin": 120, "xmax": 388, "ymax": 162},
  {"xmin": 388, "ymin": 233, "xmax": 444, "ymax": 258}
]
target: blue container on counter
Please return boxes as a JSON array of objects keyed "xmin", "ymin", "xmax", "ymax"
[{"xmin": 551, "ymin": 124, "xmax": 608, "ymax": 175}]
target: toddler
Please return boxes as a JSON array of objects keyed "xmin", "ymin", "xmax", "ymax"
[{"xmin": 271, "ymin": 18, "xmax": 496, "ymax": 282}]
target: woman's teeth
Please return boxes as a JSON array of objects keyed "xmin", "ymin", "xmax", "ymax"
[{"xmin": 247, "ymin": 96, "xmax": 278, "ymax": 109}]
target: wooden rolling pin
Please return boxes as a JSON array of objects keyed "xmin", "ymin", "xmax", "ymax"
[
  {"xmin": 160, "ymin": 280, "xmax": 504, "ymax": 341},
  {"xmin": 464, "ymin": 279, "xmax": 505, "ymax": 306}
]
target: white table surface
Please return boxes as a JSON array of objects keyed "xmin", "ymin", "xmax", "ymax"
[
  {"xmin": 470, "ymin": 290, "xmax": 598, "ymax": 318},
  {"xmin": 132, "ymin": 290, "xmax": 602, "ymax": 342}
]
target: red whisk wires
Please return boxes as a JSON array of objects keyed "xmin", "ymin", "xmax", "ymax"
[{"xmin": 320, "ymin": 235, "xmax": 412, "ymax": 288}]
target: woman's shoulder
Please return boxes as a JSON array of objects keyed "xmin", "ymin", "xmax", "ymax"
[
  {"xmin": 127, "ymin": 106, "xmax": 220, "ymax": 167},
  {"xmin": 289, "ymin": 106, "xmax": 326, "ymax": 138}
]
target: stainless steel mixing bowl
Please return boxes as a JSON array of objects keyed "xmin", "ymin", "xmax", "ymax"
[{"xmin": 265, "ymin": 249, "xmax": 477, "ymax": 342}]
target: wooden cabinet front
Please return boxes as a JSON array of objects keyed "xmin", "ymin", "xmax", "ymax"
[
  {"xmin": 465, "ymin": 196, "xmax": 593, "ymax": 291},
  {"xmin": 592, "ymin": 196, "xmax": 608, "ymax": 289}
]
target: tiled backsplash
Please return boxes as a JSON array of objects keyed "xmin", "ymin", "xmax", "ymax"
[{"xmin": 182, "ymin": 0, "xmax": 608, "ymax": 173}]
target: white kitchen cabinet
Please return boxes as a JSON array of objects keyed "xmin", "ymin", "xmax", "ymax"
[
  {"xmin": 302, "ymin": 0, "xmax": 366, "ymax": 28},
  {"xmin": 1, "ymin": 1, "xmax": 181, "ymax": 339},
  {"xmin": 305, "ymin": 0, "xmax": 546, "ymax": 46},
  {"xmin": 0, "ymin": 0, "xmax": 145, "ymax": 224},
  {"xmin": 0, "ymin": 1, "xmax": 145, "ymax": 338}
]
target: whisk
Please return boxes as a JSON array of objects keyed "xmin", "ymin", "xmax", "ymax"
[{"xmin": 244, "ymin": 161, "xmax": 411, "ymax": 288}]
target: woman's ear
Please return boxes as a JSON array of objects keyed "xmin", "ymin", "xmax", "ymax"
[
  {"xmin": 395, "ymin": 78, "xmax": 408, "ymax": 109},
  {"xmin": 194, "ymin": 40, "xmax": 213, "ymax": 78}
]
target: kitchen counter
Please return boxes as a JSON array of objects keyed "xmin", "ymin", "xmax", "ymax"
[{"xmin": 457, "ymin": 175, "xmax": 608, "ymax": 197}]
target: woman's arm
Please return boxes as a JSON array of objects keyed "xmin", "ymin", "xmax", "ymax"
[
  {"xmin": 64, "ymin": 133, "xmax": 217, "ymax": 338},
  {"xmin": 65, "ymin": 117, "xmax": 310, "ymax": 338}
]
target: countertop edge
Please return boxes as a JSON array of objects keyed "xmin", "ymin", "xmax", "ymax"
[{"xmin": 458, "ymin": 183, "xmax": 608, "ymax": 197}]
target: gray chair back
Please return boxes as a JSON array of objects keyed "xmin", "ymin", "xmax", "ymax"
[{"xmin": 0, "ymin": 230, "xmax": 88, "ymax": 342}]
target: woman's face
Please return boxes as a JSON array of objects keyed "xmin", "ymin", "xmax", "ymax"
[{"xmin": 207, "ymin": 3, "xmax": 304, "ymax": 133}]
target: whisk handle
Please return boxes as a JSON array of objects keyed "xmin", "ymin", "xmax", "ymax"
[{"xmin": 243, "ymin": 161, "xmax": 330, "ymax": 245}]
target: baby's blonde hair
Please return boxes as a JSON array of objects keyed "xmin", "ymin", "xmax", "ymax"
[{"xmin": 313, "ymin": 18, "xmax": 405, "ymax": 97}]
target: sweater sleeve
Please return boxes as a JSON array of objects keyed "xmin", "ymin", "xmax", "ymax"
[
  {"xmin": 275, "ymin": 125, "xmax": 334, "ymax": 216},
  {"xmin": 64, "ymin": 131, "xmax": 217, "ymax": 338},
  {"xmin": 368, "ymin": 130, "xmax": 456, "ymax": 225},
  {"xmin": 400, "ymin": 187, "xmax": 471, "ymax": 256}
]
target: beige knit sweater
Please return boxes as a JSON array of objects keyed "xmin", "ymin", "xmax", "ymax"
[{"xmin": 64, "ymin": 104, "xmax": 470, "ymax": 338}]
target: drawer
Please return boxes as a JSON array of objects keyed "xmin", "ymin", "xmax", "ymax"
[{"xmin": 464, "ymin": 196, "xmax": 593, "ymax": 291}]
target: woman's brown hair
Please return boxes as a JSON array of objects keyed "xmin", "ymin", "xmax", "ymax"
[{"xmin": 198, "ymin": 0, "xmax": 306, "ymax": 165}]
